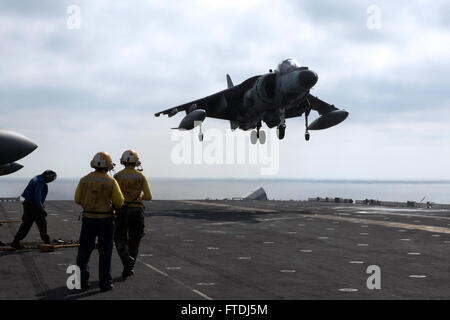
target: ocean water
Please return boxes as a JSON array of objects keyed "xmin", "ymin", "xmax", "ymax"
[{"xmin": 1, "ymin": 178, "xmax": 450, "ymax": 204}]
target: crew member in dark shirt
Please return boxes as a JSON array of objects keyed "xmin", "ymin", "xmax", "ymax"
[{"xmin": 11, "ymin": 170, "xmax": 57, "ymax": 248}]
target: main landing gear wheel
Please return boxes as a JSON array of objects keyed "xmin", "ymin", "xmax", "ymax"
[
  {"xmin": 258, "ymin": 130, "xmax": 266, "ymax": 144},
  {"xmin": 250, "ymin": 122, "xmax": 266, "ymax": 144},
  {"xmin": 250, "ymin": 130, "xmax": 258, "ymax": 144},
  {"xmin": 277, "ymin": 124, "xmax": 286, "ymax": 140},
  {"xmin": 305, "ymin": 132, "xmax": 310, "ymax": 141}
]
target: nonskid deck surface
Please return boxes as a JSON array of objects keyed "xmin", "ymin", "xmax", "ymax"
[{"xmin": 0, "ymin": 200, "xmax": 449, "ymax": 300}]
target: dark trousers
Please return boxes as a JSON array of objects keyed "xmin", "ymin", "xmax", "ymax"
[
  {"xmin": 14, "ymin": 202, "xmax": 50, "ymax": 243},
  {"xmin": 114, "ymin": 206, "xmax": 145, "ymax": 268},
  {"xmin": 76, "ymin": 217, "xmax": 114, "ymax": 288}
]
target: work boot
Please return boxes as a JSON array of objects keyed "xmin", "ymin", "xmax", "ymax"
[
  {"xmin": 122, "ymin": 267, "xmax": 135, "ymax": 279},
  {"xmin": 80, "ymin": 281, "xmax": 90, "ymax": 290},
  {"xmin": 10, "ymin": 239, "xmax": 23, "ymax": 249},
  {"xmin": 42, "ymin": 235, "xmax": 51, "ymax": 245},
  {"xmin": 122, "ymin": 256, "xmax": 135, "ymax": 279},
  {"xmin": 100, "ymin": 284, "xmax": 114, "ymax": 292}
]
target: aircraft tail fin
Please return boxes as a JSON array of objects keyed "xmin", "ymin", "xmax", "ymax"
[{"xmin": 226, "ymin": 74, "xmax": 234, "ymax": 88}]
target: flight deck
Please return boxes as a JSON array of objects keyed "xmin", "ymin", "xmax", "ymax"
[{"xmin": 1, "ymin": 200, "xmax": 449, "ymax": 300}]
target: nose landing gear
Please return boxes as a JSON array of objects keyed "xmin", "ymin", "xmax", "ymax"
[{"xmin": 198, "ymin": 122, "xmax": 204, "ymax": 142}]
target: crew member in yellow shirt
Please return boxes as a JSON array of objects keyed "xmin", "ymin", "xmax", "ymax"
[
  {"xmin": 74, "ymin": 151, "xmax": 124, "ymax": 291},
  {"xmin": 114, "ymin": 149, "xmax": 152, "ymax": 279}
]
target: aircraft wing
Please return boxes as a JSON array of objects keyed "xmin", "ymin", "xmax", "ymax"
[
  {"xmin": 285, "ymin": 94, "xmax": 339, "ymax": 119},
  {"xmin": 154, "ymin": 75, "xmax": 260, "ymax": 120}
]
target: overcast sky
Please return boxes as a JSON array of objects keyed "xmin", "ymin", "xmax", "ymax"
[{"xmin": 1, "ymin": 0, "xmax": 450, "ymax": 180}]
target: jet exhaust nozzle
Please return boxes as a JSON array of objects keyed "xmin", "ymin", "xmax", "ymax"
[
  {"xmin": 175, "ymin": 109, "xmax": 206, "ymax": 130},
  {"xmin": 0, "ymin": 162, "xmax": 24, "ymax": 176},
  {"xmin": 0, "ymin": 129, "xmax": 37, "ymax": 165},
  {"xmin": 307, "ymin": 110, "xmax": 349, "ymax": 130},
  {"xmin": 298, "ymin": 70, "xmax": 318, "ymax": 89}
]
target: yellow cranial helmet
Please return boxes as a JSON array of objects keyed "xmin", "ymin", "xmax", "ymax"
[
  {"xmin": 90, "ymin": 151, "xmax": 115, "ymax": 171},
  {"xmin": 120, "ymin": 149, "xmax": 140, "ymax": 165}
]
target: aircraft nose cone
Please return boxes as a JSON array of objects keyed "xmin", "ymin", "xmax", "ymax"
[
  {"xmin": 298, "ymin": 70, "xmax": 318, "ymax": 89},
  {"xmin": 0, "ymin": 129, "xmax": 38, "ymax": 165}
]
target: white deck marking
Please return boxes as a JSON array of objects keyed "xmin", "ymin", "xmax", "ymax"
[
  {"xmin": 357, "ymin": 244, "xmax": 368, "ymax": 246},
  {"xmin": 354, "ymin": 207, "xmax": 450, "ymax": 220},
  {"xmin": 206, "ymin": 247, "xmax": 219, "ymax": 250},
  {"xmin": 409, "ymin": 275, "xmax": 426, "ymax": 278},
  {"xmin": 203, "ymin": 221, "xmax": 244, "ymax": 226},
  {"xmin": 349, "ymin": 261, "xmax": 364, "ymax": 264},
  {"xmin": 339, "ymin": 288, "xmax": 358, "ymax": 292},
  {"xmin": 179, "ymin": 201, "xmax": 450, "ymax": 235},
  {"xmin": 137, "ymin": 259, "xmax": 213, "ymax": 300},
  {"xmin": 280, "ymin": 270, "xmax": 296, "ymax": 273},
  {"xmin": 192, "ymin": 290, "xmax": 213, "ymax": 300},
  {"xmin": 237, "ymin": 257, "xmax": 252, "ymax": 260},
  {"xmin": 300, "ymin": 250, "xmax": 312, "ymax": 253},
  {"xmin": 407, "ymin": 253, "xmax": 421, "ymax": 255},
  {"xmin": 263, "ymin": 241, "xmax": 275, "ymax": 244},
  {"xmin": 311, "ymin": 214, "xmax": 450, "ymax": 234},
  {"xmin": 400, "ymin": 239, "xmax": 411, "ymax": 241}
]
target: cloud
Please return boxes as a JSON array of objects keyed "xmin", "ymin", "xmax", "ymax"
[{"xmin": 0, "ymin": 0, "xmax": 449, "ymax": 179}]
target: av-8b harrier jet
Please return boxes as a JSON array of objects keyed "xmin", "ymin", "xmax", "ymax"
[{"xmin": 155, "ymin": 58, "xmax": 349, "ymax": 143}]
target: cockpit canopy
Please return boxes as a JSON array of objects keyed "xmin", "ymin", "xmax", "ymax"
[{"xmin": 277, "ymin": 58, "xmax": 301, "ymax": 74}]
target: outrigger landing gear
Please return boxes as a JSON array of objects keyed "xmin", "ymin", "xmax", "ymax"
[
  {"xmin": 305, "ymin": 112, "xmax": 310, "ymax": 141},
  {"xmin": 305, "ymin": 98, "xmax": 311, "ymax": 141}
]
